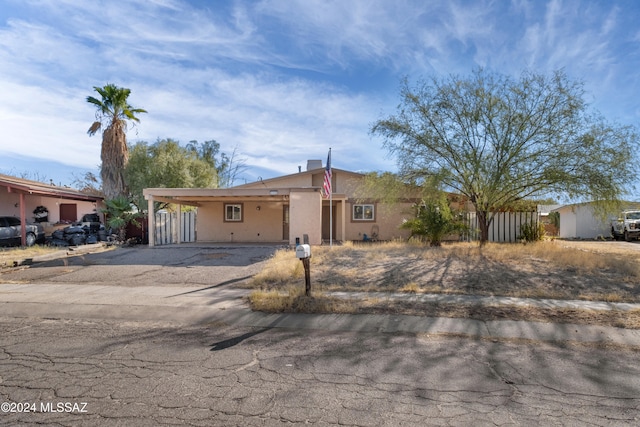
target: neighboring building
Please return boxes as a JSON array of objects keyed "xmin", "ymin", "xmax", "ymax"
[
  {"xmin": 538, "ymin": 204, "xmax": 563, "ymax": 236},
  {"xmin": 143, "ymin": 161, "xmax": 418, "ymax": 246},
  {"xmin": 552, "ymin": 202, "xmax": 640, "ymax": 239},
  {"xmin": 0, "ymin": 173, "xmax": 104, "ymax": 244}
]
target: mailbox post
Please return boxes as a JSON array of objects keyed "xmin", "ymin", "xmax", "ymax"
[{"xmin": 295, "ymin": 244, "xmax": 312, "ymax": 296}]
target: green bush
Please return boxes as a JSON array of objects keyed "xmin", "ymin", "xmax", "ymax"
[
  {"xmin": 400, "ymin": 196, "xmax": 466, "ymax": 246},
  {"xmin": 519, "ymin": 221, "xmax": 546, "ymax": 242},
  {"xmin": 101, "ymin": 196, "xmax": 142, "ymax": 242}
]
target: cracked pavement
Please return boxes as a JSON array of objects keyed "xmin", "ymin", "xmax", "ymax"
[
  {"xmin": 1, "ymin": 245, "xmax": 640, "ymax": 425},
  {"xmin": 1, "ymin": 317, "xmax": 639, "ymax": 426}
]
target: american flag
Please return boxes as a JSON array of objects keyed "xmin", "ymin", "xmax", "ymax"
[{"xmin": 323, "ymin": 149, "xmax": 332, "ymax": 198}]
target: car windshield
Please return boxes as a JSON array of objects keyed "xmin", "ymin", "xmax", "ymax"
[
  {"xmin": 626, "ymin": 212, "xmax": 640, "ymax": 220},
  {"xmin": 5, "ymin": 217, "xmax": 21, "ymax": 226}
]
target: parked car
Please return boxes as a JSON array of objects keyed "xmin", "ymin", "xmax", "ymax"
[
  {"xmin": 611, "ymin": 210, "xmax": 640, "ymax": 241},
  {"xmin": 0, "ymin": 216, "xmax": 45, "ymax": 247}
]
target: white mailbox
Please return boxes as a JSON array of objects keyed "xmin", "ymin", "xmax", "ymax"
[{"xmin": 295, "ymin": 244, "xmax": 311, "ymax": 259}]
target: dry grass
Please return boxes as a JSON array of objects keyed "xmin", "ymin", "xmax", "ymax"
[
  {"xmin": 0, "ymin": 245, "xmax": 62, "ymax": 269},
  {"xmin": 248, "ymin": 249, "xmax": 303, "ymax": 287},
  {"xmin": 246, "ymin": 288, "xmax": 640, "ymax": 329},
  {"xmin": 248, "ymin": 286, "xmax": 360, "ymax": 313},
  {"xmin": 399, "ymin": 281, "xmax": 420, "ymax": 293},
  {"xmin": 248, "ymin": 241, "xmax": 640, "ymax": 300},
  {"xmin": 246, "ymin": 240, "xmax": 640, "ymax": 328}
]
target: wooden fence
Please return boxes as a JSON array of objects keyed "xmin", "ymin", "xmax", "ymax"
[
  {"xmin": 463, "ymin": 211, "xmax": 539, "ymax": 242},
  {"xmin": 154, "ymin": 211, "xmax": 196, "ymax": 245}
]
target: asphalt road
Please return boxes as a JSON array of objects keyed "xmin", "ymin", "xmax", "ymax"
[
  {"xmin": 1, "ymin": 316, "xmax": 639, "ymax": 426},
  {"xmin": 1, "ymin": 244, "xmax": 640, "ymax": 425}
]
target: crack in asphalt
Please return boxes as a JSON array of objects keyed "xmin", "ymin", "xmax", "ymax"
[{"xmin": 1, "ymin": 318, "xmax": 639, "ymax": 425}]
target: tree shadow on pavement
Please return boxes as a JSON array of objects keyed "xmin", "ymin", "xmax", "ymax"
[{"xmin": 209, "ymin": 327, "xmax": 271, "ymax": 351}]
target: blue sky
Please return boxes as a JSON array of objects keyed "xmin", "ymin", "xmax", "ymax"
[{"xmin": 1, "ymin": 0, "xmax": 639, "ymax": 188}]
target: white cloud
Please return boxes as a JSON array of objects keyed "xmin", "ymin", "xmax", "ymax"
[{"xmin": 1, "ymin": 0, "xmax": 640, "ymax": 187}]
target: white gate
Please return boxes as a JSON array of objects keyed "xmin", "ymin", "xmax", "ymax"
[{"xmin": 154, "ymin": 211, "xmax": 196, "ymax": 245}]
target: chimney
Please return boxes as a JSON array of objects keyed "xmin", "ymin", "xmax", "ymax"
[{"xmin": 306, "ymin": 160, "xmax": 322, "ymax": 171}]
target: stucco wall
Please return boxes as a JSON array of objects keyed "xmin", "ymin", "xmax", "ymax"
[
  {"xmin": 238, "ymin": 168, "xmax": 360, "ymax": 195},
  {"xmin": 557, "ymin": 207, "xmax": 576, "ymax": 239},
  {"xmin": 197, "ymin": 201, "xmax": 286, "ymax": 242},
  {"xmin": 338, "ymin": 174, "xmax": 363, "ymax": 195},
  {"xmin": 576, "ymin": 206, "xmax": 610, "ymax": 238},
  {"xmin": 344, "ymin": 201, "xmax": 413, "ymax": 241},
  {"xmin": 290, "ymin": 190, "xmax": 322, "ymax": 245},
  {"xmin": 556, "ymin": 204, "xmax": 610, "ymax": 239},
  {"xmin": 240, "ymin": 173, "xmax": 314, "ymax": 189},
  {"xmin": 0, "ymin": 187, "xmax": 101, "ymax": 225}
]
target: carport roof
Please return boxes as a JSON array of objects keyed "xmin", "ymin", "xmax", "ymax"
[
  {"xmin": 0, "ymin": 173, "xmax": 103, "ymax": 202},
  {"xmin": 143, "ymin": 187, "xmax": 331, "ymax": 206}
]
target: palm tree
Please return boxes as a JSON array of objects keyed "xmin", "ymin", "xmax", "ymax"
[{"xmin": 87, "ymin": 84, "xmax": 147, "ymax": 200}]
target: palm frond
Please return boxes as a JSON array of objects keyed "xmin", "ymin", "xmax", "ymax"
[{"xmin": 87, "ymin": 121, "xmax": 102, "ymax": 136}]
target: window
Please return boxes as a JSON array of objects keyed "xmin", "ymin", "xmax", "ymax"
[
  {"xmin": 59, "ymin": 203, "xmax": 77, "ymax": 222},
  {"xmin": 224, "ymin": 204, "xmax": 243, "ymax": 222},
  {"xmin": 353, "ymin": 204, "xmax": 375, "ymax": 221}
]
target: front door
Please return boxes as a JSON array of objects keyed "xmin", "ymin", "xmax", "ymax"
[
  {"xmin": 322, "ymin": 205, "xmax": 336, "ymax": 241},
  {"xmin": 283, "ymin": 205, "xmax": 289, "ymax": 241}
]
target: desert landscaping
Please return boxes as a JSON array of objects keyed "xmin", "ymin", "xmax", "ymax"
[{"xmin": 247, "ymin": 240, "xmax": 640, "ymax": 329}]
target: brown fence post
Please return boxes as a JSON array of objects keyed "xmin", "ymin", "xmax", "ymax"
[{"xmin": 302, "ymin": 257, "xmax": 311, "ymax": 296}]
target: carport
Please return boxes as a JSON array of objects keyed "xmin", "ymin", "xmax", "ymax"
[
  {"xmin": 144, "ymin": 187, "xmax": 346, "ymax": 247},
  {"xmin": 0, "ymin": 173, "xmax": 103, "ymax": 246}
]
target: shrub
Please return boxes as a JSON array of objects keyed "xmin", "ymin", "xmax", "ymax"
[
  {"xmin": 519, "ymin": 221, "xmax": 546, "ymax": 242},
  {"xmin": 400, "ymin": 195, "xmax": 467, "ymax": 246}
]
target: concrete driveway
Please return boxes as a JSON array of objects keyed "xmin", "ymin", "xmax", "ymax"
[{"xmin": 0, "ymin": 244, "xmax": 283, "ymax": 288}]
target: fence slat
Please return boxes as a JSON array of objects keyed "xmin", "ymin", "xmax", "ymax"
[
  {"xmin": 155, "ymin": 211, "xmax": 196, "ymax": 245},
  {"xmin": 463, "ymin": 211, "xmax": 539, "ymax": 242}
]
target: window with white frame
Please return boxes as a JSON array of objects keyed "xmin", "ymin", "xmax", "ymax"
[
  {"xmin": 352, "ymin": 204, "xmax": 375, "ymax": 221},
  {"xmin": 224, "ymin": 203, "xmax": 243, "ymax": 222}
]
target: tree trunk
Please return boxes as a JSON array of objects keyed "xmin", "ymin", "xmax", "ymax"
[
  {"xmin": 477, "ymin": 210, "xmax": 491, "ymax": 245},
  {"xmin": 101, "ymin": 125, "xmax": 129, "ymax": 200}
]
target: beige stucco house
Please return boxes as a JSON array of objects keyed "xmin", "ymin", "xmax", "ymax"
[{"xmin": 143, "ymin": 161, "xmax": 416, "ymax": 246}]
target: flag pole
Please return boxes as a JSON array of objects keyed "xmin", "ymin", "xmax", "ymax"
[{"xmin": 329, "ymin": 148, "xmax": 333, "ymax": 248}]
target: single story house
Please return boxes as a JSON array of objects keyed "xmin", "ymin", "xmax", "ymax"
[
  {"xmin": 143, "ymin": 160, "xmax": 419, "ymax": 246},
  {"xmin": 0, "ymin": 173, "xmax": 104, "ymax": 244},
  {"xmin": 552, "ymin": 202, "xmax": 640, "ymax": 239}
]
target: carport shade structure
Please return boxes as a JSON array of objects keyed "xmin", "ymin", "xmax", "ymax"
[
  {"xmin": 143, "ymin": 186, "xmax": 341, "ymax": 246},
  {"xmin": 0, "ymin": 174, "xmax": 103, "ymax": 246}
]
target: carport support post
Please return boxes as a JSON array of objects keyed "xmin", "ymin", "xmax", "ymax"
[
  {"xmin": 147, "ymin": 196, "xmax": 155, "ymax": 247},
  {"xmin": 175, "ymin": 204, "xmax": 181, "ymax": 245},
  {"xmin": 19, "ymin": 193, "xmax": 26, "ymax": 246},
  {"xmin": 302, "ymin": 257, "xmax": 311, "ymax": 296}
]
